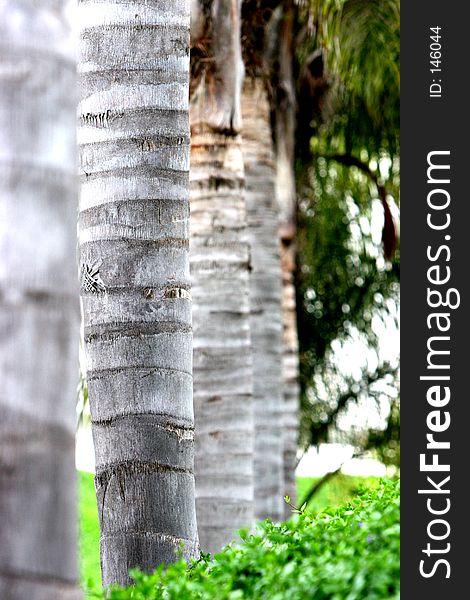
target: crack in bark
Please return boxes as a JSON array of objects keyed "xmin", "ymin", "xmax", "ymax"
[
  {"xmin": 81, "ymin": 282, "xmax": 191, "ymax": 296},
  {"xmin": 92, "ymin": 411, "xmax": 194, "ymax": 435},
  {"xmin": 80, "ymin": 135, "xmax": 189, "ymax": 152},
  {"xmin": 84, "ymin": 320, "xmax": 191, "ymax": 342},
  {"xmin": 87, "ymin": 365, "xmax": 192, "ymax": 380},
  {"xmin": 79, "ymin": 198, "xmax": 189, "ymax": 227},
  {"xmin": 96, "ymin": 460, "xmax": 193, "ymax": 476},
  {"xmin": 100, "ymin": 531, "xmax": 197, "ymax": 546},
  {"xmin": 79, "ymin": 164, "xmax": 188, "ymax": 183},
  {"xmin": 96, "ymin": 461, "xmax": 194, "ymax": 523},
  {"xmin": 96, "ymin": 460, "xmax": 193, "ymax": 487},
  {"xmin": 80, "ymin": 236, "xmax": 188, "ymax": 249},
  {"xmin": 138, "ymin": 135, "xmax": 188, "ymax": 152}
]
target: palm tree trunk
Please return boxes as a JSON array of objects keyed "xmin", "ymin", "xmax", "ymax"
[
  {"xmin": 280, "ymin": 246, "xmax": 301, "ymax": 517},
  {"xmin": 190, "ymin": 0, "xmax": 254, "ymax": 554},
  {"xmin": 274, "ymin": 0, "xmax": 300, "ymax": 518},
  {"xmin": 241, "ymin": 80, "xmax": 284, "ymax": 521},
  {"xmin": 78, "ymin": 0, "xmax": 198, "ymax": 586},
  {"xmin": 190, "ymin": 130, "xmax": 253, "ymax": 553},
  {"xmin": 0, "ymin": 1, "xmax": 80, "ymax": 598}
]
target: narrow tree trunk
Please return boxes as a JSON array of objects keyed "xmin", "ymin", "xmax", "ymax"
[
  {"xmin": 274, "ymin": 0, "xmax": 300, "ymax": 518},
  {"xmin": 190, "ymin": 130, "xmax": 253, "ymax": 553},
  {"xmin": 190, "ymin": 0, "xmax": 254, "ymax": 554},
  {"xmin": 241, "ymin": 80, "xmax": 284, "ymax": 521},
  {"xmin": 280, "ymin": 244, "xmax": 300, "ymax": 516},
  {"xmin": 0, "ymin": 2, "xmax": 80, "ymax": 598},
  {"xmin": 78, "ymin": 0, "xmax": 198, "ymax": 586}
]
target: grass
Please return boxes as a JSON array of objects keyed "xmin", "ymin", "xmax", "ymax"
[
  {"xmin": 78, "ymin": 471, "xmax": 102, "ymax": 589},
  {"xmin": 78, "ymin": 471, "xmax": 382, "ymax": 590},
  {"xmin": 296, "ymin": 473, "xmax": 381, "ymax": 513}
]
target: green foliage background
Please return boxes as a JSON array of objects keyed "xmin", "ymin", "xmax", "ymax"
[{"xmin": 294, "ymin": 0, "xmax": 400, "ymax": 458}]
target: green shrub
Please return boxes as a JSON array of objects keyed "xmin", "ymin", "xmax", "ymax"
[
  {"xmin": 78, "ymin": 472, "xmax": 383, "ymax": 589},
  {"xmin": 91, "ymin": 479, "xmax": 399, "ymax": 600}
]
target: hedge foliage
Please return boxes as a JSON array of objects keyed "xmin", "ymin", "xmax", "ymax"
[{"xmin": 93, "ymin": 479, "xmax": 399, "ymax": 600}]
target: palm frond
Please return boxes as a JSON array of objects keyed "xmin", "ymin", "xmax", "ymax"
[{"xmin": 298, "ymin": 0, "xmax": 400, "ymax": 157}]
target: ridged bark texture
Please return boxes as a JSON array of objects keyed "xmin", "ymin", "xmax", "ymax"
[
  {"xmin": 78, "ymin": 0, "xmax": 198, "ymax": 586},
  {"xmin": 275, "ymin": 1, "xmax": 300, "ymax": 518},
  {"xmin": 241, "ymin": 81, "xmax": 284, "ymax": 521},
  {"xmin": 280, "ymin": 245, "xmax": 300, "ymax": 515},
  {"xmin": 0, "ymin": 1, "xmax": 80, "ymax": 598},
  {"xmin": 190, "ymin": 0, "xmax": 253, "ymax": 554},
  {"xmin": 190, "ymin": 127, "xmax": 254, "ymax": 553}
]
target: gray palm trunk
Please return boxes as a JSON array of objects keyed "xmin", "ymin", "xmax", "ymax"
[
  {"xmin": 273, "ymin": 1, "xmax": 300, "ymax": 516},
  {"xmin": 78, "ymin": 0, "xmax": 198, "ymax": 586},
  {"xmin": 0, "ymin": 1, "xmax": 80, "ymax": 598},
  {"xmin": 190, "ymin": 0, "xmax": 254, "ymax": 554},
  {"xmin": 190, "ymin": 130, "xmax": 253, "ymax": 553},
  {"xmin": 280, "ymin": 251, "xmax": 300, "ymax": 515},
  {"xmin": 241, "ymin": 80, "xmax": 285, "ymax": 521}
]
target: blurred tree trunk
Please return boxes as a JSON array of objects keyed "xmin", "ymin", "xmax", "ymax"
[
  {"xmin": 271, "ymin": 0, "xmax": 300, "ymax": 518},
  {"xmin": 190, "ymin": 0, "xmax": 254, "ymax": 553},
  {"xmin": 241, "ymin": 79, "xmax": 284, "ymax": 521},
  {"xmin": 78, "ymin": 0, "xmax": 198, "ymax": 586},
  {"xmin": 0, "ymin": 1, "xmax": 80, "ymax": 598},
  {"xmin": 280, "ymin": 242, "xmax": 301, "ymax": 518}
]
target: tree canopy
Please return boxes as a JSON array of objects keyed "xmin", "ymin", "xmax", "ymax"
[{"xmin": 293, "ymin": 0, "xmax": 400, "ymax": 462}]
